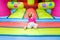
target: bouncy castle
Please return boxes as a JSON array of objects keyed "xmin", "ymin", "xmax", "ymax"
[{"xmin": 0, "ymin": 0, "xmax": 60, "ymax": 40}]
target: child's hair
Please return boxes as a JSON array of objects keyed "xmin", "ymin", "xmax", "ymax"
[{"xmin": 28, "ymin": 13, "xmax": 32, "ymax": 18}]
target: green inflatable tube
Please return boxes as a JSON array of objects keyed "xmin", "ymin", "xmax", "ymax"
[
  {"xmin": 27, "ymin": 0, "xmax": 34, "ymax": 5},
  {"xmin": 38, "ymin": 2, "xmax": 55, "ymax": 9},
  {"xmin": 11, "ymin": 0, "xmax": 17, "ymax": 2},
  {"xmin": 0, "ymin": 28, "xmax": 60, "ymax": 35},
  {"xmin": 7, "ymin": 2, "xmax": 24, "ymax": 9},
  {"xmin": 45, "ymin": 0, "xmax": 52, "ymax": 2}
]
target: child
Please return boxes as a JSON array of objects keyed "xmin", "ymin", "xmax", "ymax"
[{"xmin": 24, "ymin": 13, "xmax": 38, "ymax": 29}]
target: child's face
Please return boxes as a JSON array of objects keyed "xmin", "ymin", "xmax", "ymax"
[{"xmin": 28, "ymin": 13, "xmax": 32, "ymax": 18}]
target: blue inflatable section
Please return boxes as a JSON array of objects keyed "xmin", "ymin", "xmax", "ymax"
[
  {"xmin": 0, "ymin": 18, "xmax": 60, "ymax": 22},
  {"xmin": 0, "ymin": 36, "xmax": 60, "ymax": 40}
]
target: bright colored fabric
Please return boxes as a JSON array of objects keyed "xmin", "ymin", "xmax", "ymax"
[{"xmin": 28, "ymin": 17, "xmax": 36, "ymax": 23}]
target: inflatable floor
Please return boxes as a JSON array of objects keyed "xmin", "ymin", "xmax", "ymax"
[{"xmin": 0, "ymin": 0, "xmax": 60, "ymax": 40}]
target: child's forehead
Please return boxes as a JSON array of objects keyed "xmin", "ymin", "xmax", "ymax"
[
  {"xmin": 29, "ymin": 13, "xmax": 32, "ymax": 14},
  {"xmin": 28, "ymin": 13, "xmax": 32, "ymax": 15}
]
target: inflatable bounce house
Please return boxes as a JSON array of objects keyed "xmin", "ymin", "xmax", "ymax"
[{"xmin": 0, "ymin": 0, "xmax": 60, "ymax": 40}]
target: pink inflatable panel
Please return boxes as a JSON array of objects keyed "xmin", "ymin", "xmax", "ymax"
[
  {"xmin": 51, "ymin": 0, "xmax": 60, "ymax": 17},
  {"xmin": 24, "ymin": 8, "xmax": 37, "ymax": 18},
  {"xmin": 0, "ymin": 0, "xmax": 10, "ymax": 16},
  {"xmin": 0, "ymin": 22, "xmax": 60, "ymax": 28}
]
